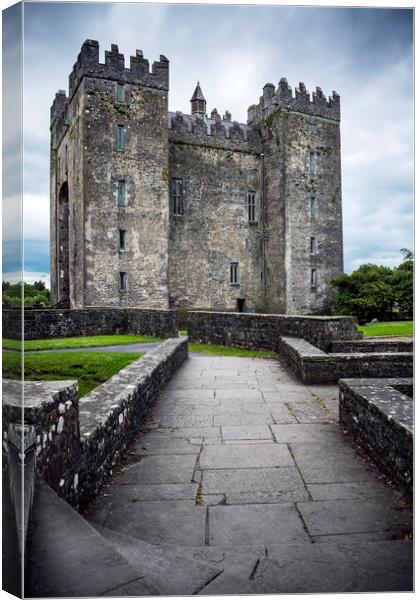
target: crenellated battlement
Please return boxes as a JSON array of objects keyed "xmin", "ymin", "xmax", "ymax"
[
  {"xmin": 67, "ymin": 39, "xmax": 169, "ymax": 99},
  {"xmin": 168, "ymin": 111, "xmax": 261, "ymax": 153},
  {"xmin": 248, "ymin": 78, "xmax": 340, "ymax": 124}
]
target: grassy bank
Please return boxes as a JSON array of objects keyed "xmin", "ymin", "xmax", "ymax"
[
  {"xmin": 3, "ymin": 334, "xmax": 161, "ymax": 352},
  {"xmin": 358, "ymin": 321, "xmax": 413, "ymax": 337},
  {"xmin": 188, "ymin": 342, "xmax": 276, "ymax": 358},
  {"xmin": 2, "ymin": 351, "xmax": 143, "ymax": 397}
]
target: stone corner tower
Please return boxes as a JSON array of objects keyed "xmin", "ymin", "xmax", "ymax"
[
  {"xmin": 50, "ymin": 39, "xmax": 170, "ymax": 309},
  {"xmin": 248, "ymin": 78, "xmax": 343, "ymax": 315}
]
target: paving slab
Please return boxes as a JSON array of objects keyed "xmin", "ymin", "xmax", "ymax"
[
  {"xmin": 307, "ymin": 481, "xmax": 395, "ymax": 501},
  {"xmin": 103, "ymin": 500, "xmax": 207, "ymax": 546},
  {"xmin": 271, "ymin": 423, "xmax": 342, "ymax": 444},
  {"xmin": 213, "ymin": 412, "xmax": 276, "ymax": 426},
  {"xmin": 297, "ymin": 498, "xmax": 412, "ymax": 537},
  {"xmin": 200, "ymin": 443, "xmax": 293, "ymax": 469},
  {"xmin": 202, "ymin": 466, "xmax": 305, "ymax": 495},
  {"xmin": 209, "ymin": 504, "xmax": 309, "ymax": 546},
  {"xmin": 113, "ymin": 454, "xmax": 197, "ymax": 484},
  {"xmin": 286, "ymin": 401, "xmax": 330, "ymax": 423},
  {"xmin": 221, "ymin": 425, "xmax": 273, "ymax": 440}
]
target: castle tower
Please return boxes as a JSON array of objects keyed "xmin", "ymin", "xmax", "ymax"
[
  {"xmin": 248, "ymin": 79, "xmax": 343, "ymax": 314},
  {"xmin": 190, "ymin": 82, "xmax": 206, "ymax": 115},
  {"xmin": 50, "ymin": 40, "xmax": 170, "ymax": 308}
]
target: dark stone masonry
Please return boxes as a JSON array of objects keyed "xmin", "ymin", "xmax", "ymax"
[
  {"xmin": 339, "ymin": 378, "xmax": 413, "ymax": 493},
  {"xmin": 3, "ymin": 307, "xmax": 178, "ymax": 340}
]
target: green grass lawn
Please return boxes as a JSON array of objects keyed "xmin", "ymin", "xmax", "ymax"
[
  {"xmin": 2, "ymin": 334, "xmax": 162, "ymax": 352},
  {"xmin": 358, "ymin": 321, "xmax": 413, "ymax": 337},
  {"xmin": 188, "ymin": 342, "xmax": 276, "ymax": 358},
  {"xmin": 2, "ymin": 351, "xmax": 143, "ymax": 397}
]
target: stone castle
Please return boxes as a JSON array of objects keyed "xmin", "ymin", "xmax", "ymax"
[{"xmin": 50, "ymin": 40, "xmax": 343, "ymax": 314}]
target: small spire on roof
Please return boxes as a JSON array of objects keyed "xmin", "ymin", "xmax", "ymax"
[{"xmin": 191, "ymin": 82, "xmax": 207, "ymax": 115}]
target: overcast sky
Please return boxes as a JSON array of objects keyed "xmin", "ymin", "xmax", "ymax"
[{"xmin": 2, "ymin": 1, "xmax": 414, "ymax": 286}]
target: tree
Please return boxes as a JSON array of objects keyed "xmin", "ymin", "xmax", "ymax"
[{"xmin": 331, "ymin": 250, "xmax": 413, "ymax": 322}]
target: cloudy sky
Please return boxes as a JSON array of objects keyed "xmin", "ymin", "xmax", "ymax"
[{"xmin": 2, "ymin": 1, "xmax": 414, "ymax": 286}]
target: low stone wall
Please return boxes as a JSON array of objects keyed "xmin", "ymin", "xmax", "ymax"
[
  {"xmin": 187, "ymin": 311, "xmax": 361, "ymax": 352},
  {"xmin": 278, "ymin": 337, "xmax": 413, "ymax": 384},
  {"xmin": 2, "ymin": 338, "xmax": 188, "ymax": 511},
  {"xmin": 339, "ymin": 378, "xmax": 413, "ymax": 493},
  {"xmin": 331, "ymin": 339, "xmax": 413, "ymax": 353},
  {"xmin": 3, "ymin": 308, "xmax": 178, "ymax": 340},
  {"xmin": 77, "ymin": 337, "xmax": 188, "ymax": 508}
]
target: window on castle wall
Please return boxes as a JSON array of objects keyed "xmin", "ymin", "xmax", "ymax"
[
  {"xmin": 310, "ymin": 237, "xmax": 316, "ymax": 255},
  {"xmin": 310, "ymin": 197, "xmax": 316, "ymax": 218},
  {"xmin": 230, "ymin": 262, "xmax": 239, "ymax": 285},
  {"xmin": 307, "ymin": 123, "xmax": 317, "ymax": 134},
  {"xmin": 119, "ymin": 230, "xmax": 126, "ymax": 250},
  {"xmin": 247, "ymin": 191, "xmax": 257, "ymax": 223},
  {"xmin": 309, "ymin": 152, "xmax": 316, "ymax": 174},
  {"xmin": 117, "ymin": 83, "xmax": 125, "ymax": 103},
  {"xmin": 117, "ymin": 125, "xmax": 126, "ymax": 150},
  {"xmin": 119, "ymin": 271, "xmax": 128, "ymax": 291},
  {"xmin": 117, "ymin": 180, "xmax": 126, "ymax": 206},
  {"xmin": 171, "ymin": 178, "xmax": 184, "ymax": 215},
  {"xmin": 311, "ymin": 268, "xmax": 317, "ymax": 288},
  {"xmin": 64, "ymin": 145, "xmax": 68, "ymax": 174}
]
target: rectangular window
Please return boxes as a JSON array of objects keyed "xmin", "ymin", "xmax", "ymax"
[
  {"xmin": 119, "ymin": 230, "xmax": 126, "ymax": 250},
  {"xmin": 117, "ymin": 83, "xmax": 125, "ymax": 103},
  {"xmin": 171, "ymin": 178, "xmax": 184, "ymax": 215},
  {"xmin": 311, "ymin": 268, "xmax": 317, "ymax": 288},
  {"xmin": 117, "ymin": 179, "xmax": 126, "ymax": 206},
  {"xmin": 307, "ymin": 123, "xmax": 317, "ymax": 134},
  {"xmin": 310, "ymin": 197, "xmax": 316, "ymax": 218},
  {"xmin": 310, "ymin": 237, "xmax": 316, "ymax": 255},
  {"xmin": 119, "ymin": 271, "xmax": 127, "ymax": 291},
  {"xmin": 230, "ymin": 262, "xmax": 239, "ymax": 285},
  {"xmin": 116, "ymin": 125, "xmax": 125, "ymax": 150},
  {"xmin": 309, "ymin": 151, "xmax": 316, "ymax": 174},
  {"xmin": 247, "ymin": 190, "xmax": 257, "ymax": 223}
]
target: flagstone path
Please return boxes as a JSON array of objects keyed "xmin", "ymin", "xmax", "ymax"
[{"xmin": 86, "ymin": 353, "xmax": 413, "ymax": 594}]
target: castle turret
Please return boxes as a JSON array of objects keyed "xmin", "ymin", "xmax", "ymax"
[{"xmin": 190, "ymin": 81, "xmax": 206, "ymax": 115}]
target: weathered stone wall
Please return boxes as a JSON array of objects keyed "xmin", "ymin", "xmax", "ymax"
[
  {"xmin": 339, "ymin": 378, "xmax": 413, "ymax": 493},
  {"xmin": 187, "ymin": 310, "xmax": 361, "ymax": 352},
  {"xmin": 3, "ymin": 380, "xmax": 81, "ymax": 506},
  {"xmin": 331, "ymin": 339, "xmax": 413, "ymax": 353},
  {"xmin": 3, "ymin": 308, "xmax": 177, "ymax": 340},
  {"xmin": 77, "ymin": 337, "xmax": 187, "ymax": 508},
  {"xmin": 168, "ymin": 140, "xmax": 263, "ymax": 312},
  {"xmin": 278, "ymin": 336, "xmax": 414, "ymax": 384},
  {"xmin": 3, "ymin": 338, "xmax": 187, "ymax": 511}
]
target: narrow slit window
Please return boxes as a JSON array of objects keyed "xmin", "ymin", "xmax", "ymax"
[
  {"xmin": 230, "ymin": 262, "xmax": 239, "ymax": 285},
  {"xmin": 171, "ymin": 178, "xmax": 184, "ymax": 215},
  {"xmin": 310, "ymin": 197, "xmax": 316, "ymax": 218},
  {"xmin": 119, "ymin": 271, "xmax": 127, "ymax": 291},
  {"xmin": 311, "ymin": 268, "xmax": 317, "ymax": 288},
  {"xmin": 117, "ymin": 125, "xmax": 126, "ymax": 150},
  {"xmin": 117, "ymin": 179, "xmax": 126, "ymax": 206},
  {"xmin": 247, "ymin": 190, "xmax": 257, "ymax": 223},
  {"xmin": 309, "ymin": 151, "xmax": 316, "ymax": 174},
  {"xmin": 117, "ymin": 83, "xmax": 125, "ymax": 103},
  {"xmin": 119, "ymin": 230, "xmax": 126, "ymax": 250},
  {"xmin": 310, "ymin": 237, "xmax": 316, "ymax": 255}
]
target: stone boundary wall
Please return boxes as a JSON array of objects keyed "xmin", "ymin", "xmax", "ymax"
[
  {"xmin": 278, "ymin": 337, "xmax": 413, "ymax": 384},
  {"xmin": 77, "ymin": 337, "xmax": 187, "ymax": 508},
  {"xmin": 331, "ymin": 339, "xmax": 413, "ymax": 353},
  {"xmin": 3, "ymin": 308, "xmax": 178, "ymax": 340},
  {"xmin": 339, "ymin": 378, "xmax": 413, "ymax": 493},
  {"xmin": 2, "ymin": 338, "xmax": 187, "ymax": 511},
  {"xmin": 187, "ymin": 311, "xmax": 361, "ymax": 352}
]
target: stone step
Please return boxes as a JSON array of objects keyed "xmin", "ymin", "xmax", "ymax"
[
  {"xmin": 93, "ymin": 524, "xmax": 223, "ymax": 595},
  {"xmin": 26, "ymin": 481, "xmax": 161, "ymax": 597}
]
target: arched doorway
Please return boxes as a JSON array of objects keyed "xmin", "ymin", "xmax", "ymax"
[{"xmin": 57, "ymin": 181, "xmax": 69, "ymax": 303}]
